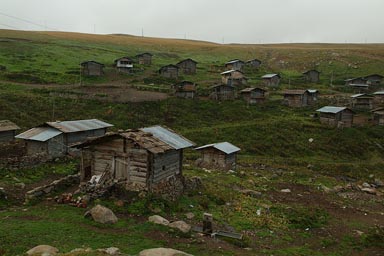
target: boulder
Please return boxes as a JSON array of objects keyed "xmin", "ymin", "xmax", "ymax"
[
  {"xmin": 97, "ymin": 247, "xmax": 121, "ymax": 255},
  {"xmin": 148, "ymin": 215, "xmax": 169, "ymax": 226},
  {"xmin": 168, "ymin": 221, "xmax": 191, "ymax": 233},
  {"xmin": 87, "ymin": 204, "xmax": 118, "ymax": 224},
  {"xmin": 185, "ymin": 212, "xmax": 195, "ymax": 220},
  {"xmin": 280, "ymin": 189, "xmax": 291, "ymax": 193},
  {"xmin": 26, "ymin": 245, "xmax": 59, "ymax": 255},
  {"xmin": 361, "ymin": 187, "xmax": 377, "ymax": 195},
  {"xmin": 139, "ymin": 248, "xmax": 193, "ymax": 256}
]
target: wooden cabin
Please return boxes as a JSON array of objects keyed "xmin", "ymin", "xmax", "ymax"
[
  {"xmin": 316, "ymin": 106, "xmax": 355, "ymax": 128},
  {"xmin": 345, "ymin": 77, "xmax": 367, "ymax": 86},
  {"xmin": 283, "ymin": 90, "xmax": 310, "ymax": 107},
  {"xmin": 371, "ymin": 108, "xmax": 384, "ymax": 125},
  {"xmin": 0, "ymin": 120, "xmax": 20, "ymax": 143},
  {"xmin": 114, "ymin": 57, "xmax": 133, "ymax": 73},
  {"xmin": 80, "ymin": 61, "xmax": 105, "ymax": 76},
  {"xmin": 76, "ymin": 125, "xmax": 195, "ymax": 192},
  {"xmin": 176, "ymin": 58, "xmax": 197, "ymax": 75},
  {"xmin": 240, "ymin": 87, "xmax": 266, "ymax": 104},
  {"xmin": 246, "ymin": 59, "xmax": 262, "ymax": 68},
  {"xmin": 350, "ymin": 94, "xmax": 373, "ymax": 110},
  {"xmin": 221, "ymin": 70, "xmax": 247, "ymax": 87},
  {"xmin": 303, "ymin": 70, "xmax": 320, "ymax": 83},
  {"xmin": 209, "ymin": 84, "xmax": 235, "ymax": 101},
  {"xmin": 225, "ymin": 59, "xmax": 244, "ymax": 71},
  {"xmin": 173, "ymin": 81, "xmax": 197, "ymax": 99},
  {"xmin": 159, "ymin": 64, "xmax": 179, "ymax": 79},
  {"xmin": 195, "ymin": 142, "xmax": 240, "ymax": 171},
  {"xmin": 373, "ymin": 91, "xmax": 384, "ymax": 107},
  {"xmin": 262, "ymin": 74, "xmax": 281, "ymax": 87},
  {"xmin": 136, "ymin": 53, "xmax": 153, "ymax": 65},
  {"xmin": 307, "ymin": 89, "xmax": 319, "ymax": 105},
  {"xmin": 364, "ymin": 74, "xmax": 383, "ymax": 86},
  {"xmin": 15, "ymin": 119, "xmax": 113, "ymax": 158}
]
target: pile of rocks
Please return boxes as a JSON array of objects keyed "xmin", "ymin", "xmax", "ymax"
[{"xmin": 148, "ymin": 215, "xmax": 191, "ymax": 233}]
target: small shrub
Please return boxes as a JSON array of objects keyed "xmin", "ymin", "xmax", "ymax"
[{"xmin": 284, "ymin": 207, "xmax": 329, "ymax": 229}]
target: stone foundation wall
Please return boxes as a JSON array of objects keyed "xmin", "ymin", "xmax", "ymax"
[{"xmin": 25, "ymin": 174, "xmax": 80, "ymax": 202}]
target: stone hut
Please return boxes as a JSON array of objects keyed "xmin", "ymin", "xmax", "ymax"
[
  {"xmin": 350, "ymin": 94, "xmax": 374, "ymax": 110},
  {"xmin": 240, "ymin": 87, "xmax": 266, "ymax": 104},
  {"xmin": 262, "ymin": 74, "xmax": 281, "ymax": 87},
  {"xmin": 136, "ymin": 53, "xmax": 153, "ymax": 65},
  {"xmin": 15, "ymin": 119, "xmax": 113, "ymax": 158},
  {"xmin": 316, "ymin": 106, "xmax": 355, "ymax": 128},
  {"xmin": 159, "ymin": 64, "xmax": 179, "ymax": 79},
  {"xmin": 176, "ymin": 58, "xmax": 197, "ymax": 75},
  {"xmin": 246, "ymin": 59, "xmax": 262, "ymax": 68},
  {"xmin": 76, "ymin": 125, "xmax": 195, "ymax": 192},
  {"xmin": 303, "ymin": 70, "xmax": 320, "ymax": 83},
  {"xmin": 209, "ymin": 84, "xmax": 235, "ymax": 101},
  {"xmin": 173, "ymin": 81, "xmax": 197, "ymax": 99},
  {"xmin": 225, "ymin": 59, "xmax": 244, "ymax": 71},
  {"xmin": 80, "ymin": 61, "xmax": 105, "ymax": 76},
  {"xmin": 195, "ymin": 142, "xmax": 240, "ymax": 171},
  {"xmin": 114, "ymin": 57, "xmax": 134, "ymax": 73},
  {"xmin": 364, "ymin": 74, "xmax": 383, "ymax": 86},
  {"xmin": 0, "ymin": 120, "xmax": 19, "ymax": 143},
  {"xmin": 221, "ymin": 70, "xmax": 247, "ymax": 87}
]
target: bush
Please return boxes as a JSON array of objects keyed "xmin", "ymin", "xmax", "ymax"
[{"xmin": 284, "ymin": 207, "xmax": 328, "ymax": 229}]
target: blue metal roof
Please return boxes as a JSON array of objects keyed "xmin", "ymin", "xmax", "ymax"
[
  {"xmin": 141, "ymin": 125, "xmax": 195, "ymax": 150},
  {"xmin": 46, "ymin": 119, "xmax": 113, "ymax": 133},
  {"xmin": 316, "ymin": 106, "xmax": 347, "ymax": 114},
  {"xmin": 195, "ymin": 142, "xmax": 240, "ymax": 154},
  {"xmin": 15, "ymin": 127, "xmax": 62, "ymax": 142}
]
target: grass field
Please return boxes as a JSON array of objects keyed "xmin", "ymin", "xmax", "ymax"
[{"xmin": 0, "ymin": 29, "xmax": 384, "ymax": 255}]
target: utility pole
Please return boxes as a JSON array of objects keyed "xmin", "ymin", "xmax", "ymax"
[{"xmin": 142, "ymin": 28, "xmax": 144, "ymax": 37}]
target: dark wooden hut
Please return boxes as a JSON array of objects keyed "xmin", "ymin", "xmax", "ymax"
[
  {"xmin": 240, "ymin": 87, "xmax": 266, "ymax": 104},
  {"xmin": 221, "ymin": 70, "xmax": 247, "ymax": 87},
  {"xmin": 15, "ymin": 119, "xmax": 113, "ymax": 158},
  {"xmin": 76, "ymin": 125, "xmax": 195, "ymax": 192},
  {"xmin": 0, "ymin": 120, "xmax": 20, "ymax": 143},
  {"xmin": 371, "ymin": 108, "xmax": 384, "ymax": 126},
  {"xmin": 316, "ymin": 106, "xmax": 355, "ymax": 128},
  {"xmin": 176, "ymin": 58, "xmax": 197, "ymax": 75},
  {"xmin": 303, "ymin": 70, "xmax": 320, "ymax": 83},
  {"xmin": 262, "ymin": 74, "xmax": 281, "ymax": 87},
  {"xmin": 209, "ymin": 84, "xmax": 235, "ymax": 101},
  {"xmin": 283, "ymin": 90, "xmax": 310, "ymax": 107},
  {"xmin": 195, "ymin": 142, "xmax": 240, "ymax": 171},
  {"xmin": 345, "ymin": 77, "xmax": 367, "ymax": 86},
  {"xmin": 136, "ymin": 52, "xmax": 153, "ymax": 65},
  {"xmin": 364, "ymin": 74, "xmax": 383, "ymax": 86},
  {"xmin": 159, "ymin": 64, "xmax": 179, "ymax": 79},
  {"xmin": 114, "ymin": 57, "xmax": 134, "ymax": 73},
  {"xmin": 173, "ymin": 81, "xmax": 197, "ymax": 99},
  {"xmin": 350, "ymin": 94, "xmax": 374, "ymax": 110},
  {"xmin": 80, "ymin": 61, "xmax": 105, "ymax": 76},
  {"xmin": 246, "ymin": 59, "xmax": 262, "ymax": 68},
  {"xmin": 225, "ymin": 59, "xmax": 244, "ymax": 71},
  {"xmin": 373, "ymin": 91, "xmax": 384, "ymax": 107}
]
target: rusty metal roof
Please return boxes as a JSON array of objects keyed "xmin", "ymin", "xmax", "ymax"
[
  {"xmin": 141, "ymin": 125, "xmax": 195, "ymax": 150},
  {"xmin": 0, "ymin": 120, "xmax": 20, "ymax": 132},
  {"xmin": 283, "ymin": 89, "xmax": 307, "ymax": 95},
  {"xmin": 46, "ymin": 119, "xmax": 113, "ymax": 133},
  {"xmin": 15, "ymin": 127, "xmax": 62, "ymax": 142},
  {"xmin": 195, "ymin": 142, "xmax": 240, "ymax": 155}
]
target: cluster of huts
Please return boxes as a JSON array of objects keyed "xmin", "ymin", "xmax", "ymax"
[
  {"xmin": 0, "ymin": 118, "xmax": 241, "ymax": 193},
  {"xmin": 345, "ymin": 74, "xmax": 384, "ymax": 90}
]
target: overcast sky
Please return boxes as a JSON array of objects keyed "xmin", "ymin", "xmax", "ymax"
[{"xmin": 1, "ymin": 0, "xmax": 384, "ymax": 44}]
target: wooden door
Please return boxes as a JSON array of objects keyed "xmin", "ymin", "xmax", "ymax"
[{"xmin": 114, "ymin": 157, "xmax": 130, "ymax": 181}]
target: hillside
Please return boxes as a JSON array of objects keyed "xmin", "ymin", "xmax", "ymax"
[{"xmin": 0, "ymin": 30, "xmax": 384, "ymax": 256}]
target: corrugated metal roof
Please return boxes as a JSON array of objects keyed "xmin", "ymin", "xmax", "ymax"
[
  {"xmin": 221, "ymin": 69, "xmax": 236, "ymax": 75},
  {"xmin": 262, "ymin": 74, "xmax": 280, "ymax": 79},
  {"xmin": 351, "ymin": 93, "xmax": 372, "ymax": 98},
  {"xmin": 373, "ymin": 91, "xmax": 384, "ymax": 95},
  {"xmin": 46, "ymin": 119, "xmax": 113, "ymax": 133},
  {"xmin": 225, "ymin": 59, "xmax": 243, "ymax": 65},
  {"xmin": 316, "ymin": 106, "xmax": 347, "ymax": 114},
  {"xmin": 307, "ymin": 89, "xmax": 318, "ymax": 94},
  {"xmin": 15, "ymin": 127, "xmax": 62, "ymax": 142},
  {"xmin": 349, "ymin": 83, "xmax": 369, "ymax": 87},
  {"xmin": 141, "ymin": 125, "xmax": 195, "ymax": 150},
  {"xmin": 0, "ymin": 120, "xmax": 20, "ymax": 132},
  {"xmin": 195, "ymin": 142, "xmax": 240, "ymax": 155}
]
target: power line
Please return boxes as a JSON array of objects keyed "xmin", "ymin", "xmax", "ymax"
[
  {"xmin": 0, "ymin": 11, "xmax": 60, "ymax": 31},
  {"xmin": 0, "ymin": 22, "xmax": 19, "ymax": 30}
]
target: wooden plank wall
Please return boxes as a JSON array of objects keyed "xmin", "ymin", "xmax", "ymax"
[{"xmin": 152, "ymin": 150, "xmax": 180, "ymax": 184}]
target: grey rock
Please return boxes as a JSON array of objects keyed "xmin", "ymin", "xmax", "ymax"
[
  {"xmin": 97, "ymin": 247, "xmax": 121, "ymax": 255},
  {"xmin": 361, "ymin": 187, "xmax": 377, "ymax": 195},
  {"xmin": 139, "ymin": 248, "xmax": 193, "ymax": 256},
  {"xmin": 168, "ymin": 221, "xmax": 191, "ymax": 233},
  {"xmin": 148, "ymin": 215, "xmax": 170, "ymax": 226},
  {"xmin": 26, "ymin": 245, "xmax": 59, "ymax": 255},
  {"xmin": 280, "ymin": 189, "xmax": 291, "ymax": 193},
  {"xmin": 362, "ymin": 182, "xmax": 371, "ymax": 188},
  {"xmin": 185, "ymin": 212, "xmax": 195, "ymax": 219},
  {"xmin": 88, "ymin": 204, "xmax": 118, "ymax": 224}
]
